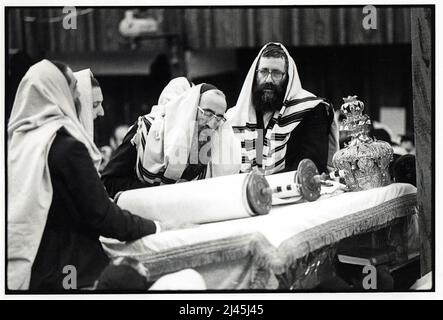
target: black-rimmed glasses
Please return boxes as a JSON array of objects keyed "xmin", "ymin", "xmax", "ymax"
[{"xmin": 197, "ymin": 106, "xmax": 227, "ymax": 126}]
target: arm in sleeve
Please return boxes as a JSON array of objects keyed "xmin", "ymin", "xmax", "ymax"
[
  {"xmin": 284, "ymin": 103, "xmax": 333, "ymax": 174},
  {"xmin": 100, "ymin": 123, "xmax": 152, "ymax": 198},
  {"xmin": 61, "ymin": 138, "xmax": 158, "ymax": 241}
]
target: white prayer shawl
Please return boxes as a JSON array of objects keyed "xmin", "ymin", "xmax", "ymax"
[
  {"xmin": 148, "ymin": 77, "xmax": 193, "ymax": 119},
  {"xmin": 74, "ymin": 68, "xmax": 96, "ymax": 140},
  {"xmin": 7, "ymin": 60, "xmax": 102, "ymax": 290},
  {"xmin": 226, "ymin": 42, "xmax": 339, "ymax": 175},
  {"xmin": 131, "ymin": 83, "xmax": 241, "ymax": 185},
  {"xmin": 158, "ymin": 77, "xmax": 193, "ymax": 106}
]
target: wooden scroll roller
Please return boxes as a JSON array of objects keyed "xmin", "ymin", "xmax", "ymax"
[
  {"xmin": 263, "ymin": 158, "xmax": 344, "ymax": 202},
  {"xmin": 115, "ymin": 172, "xmax": 273, "ymax": 225}
]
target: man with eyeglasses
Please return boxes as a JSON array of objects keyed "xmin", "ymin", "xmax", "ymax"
[
  {"xmin": 101, "ymin": 78, "xmax": 240, "ymax": 198},
  {"xmin": 227, "ymin": 42, "xmax": 338, "ymax": 175}
]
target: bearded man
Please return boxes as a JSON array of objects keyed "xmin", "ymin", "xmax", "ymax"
[{"xmin": 226, "ymin": 42, "xmax": 338, "ymax": 175}]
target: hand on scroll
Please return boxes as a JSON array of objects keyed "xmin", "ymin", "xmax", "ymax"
[{"xmin": 159, "ymin": 220, "xmax": 198, "ymax": 232}]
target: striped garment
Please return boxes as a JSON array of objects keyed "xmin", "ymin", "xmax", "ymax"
[
  {"xmin": 232, "ymin": 97, "xmax": 331, "ymax": 175},
  {"xmin": 132, "ymin": 114, "xmax": 207, "ymax": 185},
  {"xmin": 226, "ymin": 42, "xmax": 338, "ymax": 175},
  {"xmin": 131, "ymin": 83, "xmax": 241, "ymax": 186}
]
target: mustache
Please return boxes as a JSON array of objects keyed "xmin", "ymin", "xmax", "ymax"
[{"xmin": 262, "ymin": 83, "xmax": 277, "ymax": 90}]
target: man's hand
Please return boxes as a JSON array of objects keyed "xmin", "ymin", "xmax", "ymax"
[{"xmin": 158, "ymin": 220, "xmax": 198, "ymax": 232}]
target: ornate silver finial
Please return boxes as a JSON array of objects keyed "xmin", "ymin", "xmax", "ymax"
[{"xmin": 340, "ymin": 95, "xmax": 371, "ymax": 145}]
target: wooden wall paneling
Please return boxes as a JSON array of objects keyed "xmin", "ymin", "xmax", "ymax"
[
  {"xmin": 57, "ymin": 7, "xmax": 76, "ymax": 53},
  {"xmin": 219, "ymin": 9, "xmax": 229, "ymax": 47},
  {"xmin": 93, "ymin": 9, "xmax": 104, "ymax": 51},
  {"xmin": 213, "ymin": 9, "xmax": 224, "ymax": 48},
  {"xmin": 9, "ymin": 8, "xmax": 415, "ymax": 53},
  {"xmin": 289, "ymin": 8, "xmax": 301, "ymax": 47},
  {"xmin": 75, "ymin": 10, "xmax": 85, "ymax": 52},
  {"xmin": 246, "ymin": 8, "xmax": 256, "ymax": 47},
  {"xmin": 384, "ymin": 7, "xmax": 395, "ymax": 44},
  {"xmin": 56, "ymin": 8, "xmax": 69, "ymax": 53},
  {"xmin": 300, "ymin": 8, "xmax": 324, "ymax": 46},
  {"xmin": 82, "ymin": 9, "xmax": 94, "ymax": 52},
  {"xmin": 319, "ymin": 8, "xmax": 335, "ymax": 45},
  {"xmin": 198, "ymin": 8, "xmax": 207, "ymax": 48},
  {"xmin": 109, "ymin": 10, "xmax": 124, "ymax": 51},
  {"xmin": 22, "ymin": 9, "xmax": 35, "ymax": 56},
  {"xmin": 184, "ymin": 9, "xmax": 200, "ymax": 49},
  {"xmin": 47, "ymin": 9, "xmax": 57, "ymax": 52},
  {"xmin": 202, "ymin": 8, "xmax": 214, "ymax": 48},
  {"xmin": 33, "ymin": 10, "xmax": 44, "ymax": 54},
  {"xmin": 278, "ymin": 7, "xmax": 291, "ymax": 46},
  {"xmin": 347, "ymin": 7, "xmax": 381, "ymax": 45},
  {"xmin": 411, "ymin": 7, "xmax": 433, "ymax": 277},
  {"xmin": 86, "ymin": 10, "xmax": 96, "ymax": 52},
  {"xmin": 346, "ymin": 7, "xmax": 377, "ymax": 45},
  {"xmin": 370, "ymin": 7, "xmax": 388, "ymax": 44},
  {"xmin": 232, "ymin": 8, "xmax": 244, "ymax": 48},
  {"xmin": 7, "ymin": 9, "xmax": 24, "ymax": 51},
  {"xmin": 226, "ymin": 9, "xmax": 237, "ymax": 47},
  {"xmin": 270, "ymin": 8, "xmax": 284, "ymax": 44},
  {"xmin": 269, "ymin": 8, "xmax": 283, "ymax": 44},
  {"xmin": 221, "ymin": 9, "xmax": 232, "ymax": 47},
  {"xmin": 257, "ymin": 8, "xmax": 274, "ymax": 45},
  {"xmin": 44, "ymin": 10, "xmax": 55, "ymax": 53},
  {"xmin": 335, "ymin": 8, "xmax": 347, "ymax": 45},
  {"xmin": 394, "ymin": 7, "xmax": 412, "ymax": 43},
  {"xmin": 100, "ymin": 9, "xmax": 111, "ymax": 51}
]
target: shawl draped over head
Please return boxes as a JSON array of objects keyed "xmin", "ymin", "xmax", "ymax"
[
  {"xmin": 7, "ymin": 59, "xmax": 102, "ymax": 290},
  {"xmin": 131, "ymin": 78, "xmax": 241, "ymax": 185},
  {"xmin": 226, "ymin": 42, "xmax": 339, "ymax": 175},
  {"xmin": 74, "ymin": 68, "xmax": 98, "ymax": 140}
]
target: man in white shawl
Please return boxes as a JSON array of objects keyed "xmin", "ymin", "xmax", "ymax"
[
  {"xmin": 101, "ymin": 78, "xmax": 241, "ymax": 198},
  {"xmin": 226, "ymin": 42, "xmax": 338, "ymax": 175},
  {"xmin": 7, "ymin": 60, "xmax": 184, "ymax": 291}
]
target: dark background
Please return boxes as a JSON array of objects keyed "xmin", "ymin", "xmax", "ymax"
[{"xmin": 6, "ymin": 6, "xmax": 413, "ymax": 147}]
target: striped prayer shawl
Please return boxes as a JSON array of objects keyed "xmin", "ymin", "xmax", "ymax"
[
  {"xmin": 226, "ymin": 42, "xmax": 338, "ymax": 175},
  {"xmin": 130, "ymin": 83, "xmax": 241, "ymax": 187},
  {"xmin": 232, "ymin": 97, "xmax": 329, "ymax": 175},
  {"xmin": 132, "ymin": 114, "xmax": 207, "ymax": 185}
]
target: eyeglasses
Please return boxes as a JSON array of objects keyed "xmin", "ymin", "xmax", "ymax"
[
  {"xmin": 197, "ymin": 106, "xmax": 227, "ymax": 126},
  {"xmin": 256, "ymin": 68, "xmax": 286, "ymax": 82}
]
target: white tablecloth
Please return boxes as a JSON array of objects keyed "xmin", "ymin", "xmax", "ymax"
[{"xmin": 101, "ymin": 183, "xmax": 417, "ymax": 289}]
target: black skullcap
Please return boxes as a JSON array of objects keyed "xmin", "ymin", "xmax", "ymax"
[{"xmin": 200, "ymin": 83, "xmax": 219, "ymax": 94}]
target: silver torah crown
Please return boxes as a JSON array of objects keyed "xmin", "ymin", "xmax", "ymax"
[{"xmin": 333, "ymin": 96, "xmax": 393, "ymax": 191}]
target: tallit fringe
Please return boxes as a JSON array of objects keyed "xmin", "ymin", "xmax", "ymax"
[
  {"xmin": 275, "ymin": 193, "xmax": 417, "ymax": 273},
  {"xmin": 116, "ymin": 232, "xmax": 278, "ymax": 279}
]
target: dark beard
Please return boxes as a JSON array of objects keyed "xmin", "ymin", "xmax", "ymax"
[{"xmin": 252, "ymin": 80, "xmax": 286, "ymax": 113}]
